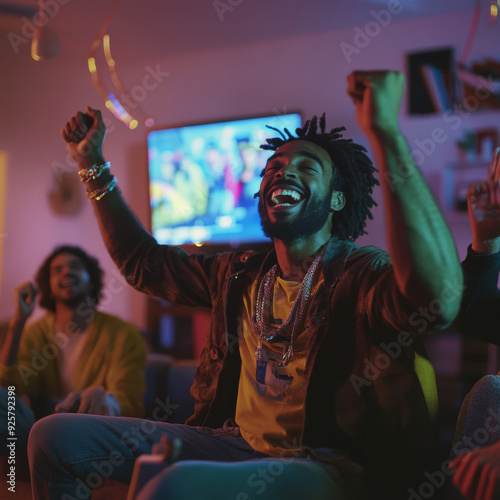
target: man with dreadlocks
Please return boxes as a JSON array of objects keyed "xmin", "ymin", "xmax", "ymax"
[{"xmin": 28, "ymin": 70, "xmax": 462, "ymax": 500}]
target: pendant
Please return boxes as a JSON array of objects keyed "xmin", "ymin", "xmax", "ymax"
[
  {"xmin": 255, "ymin": 341, "xmax": 263, "ymax": 362},
  {"xmin": 279, "ymin": 343, "xmax": 294, "ymax": 368}
]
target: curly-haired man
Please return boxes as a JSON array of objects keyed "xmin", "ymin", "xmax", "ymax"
[{"xmin": 0, "ymin": 245, "xmax": 146, "ymax": 477}]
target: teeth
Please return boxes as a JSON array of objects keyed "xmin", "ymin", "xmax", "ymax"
[{"xmin": 271, "ymin": 188, "xmax": 302, "ymax": 206}]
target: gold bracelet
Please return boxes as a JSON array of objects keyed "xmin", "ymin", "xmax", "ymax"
[
  {"xmin": 78, "ymin": 161, "xmax": 111, "ymax": 183},
  {"xmin": 87, "ymin": 176, "xmax": 117, "ymax": 201}
]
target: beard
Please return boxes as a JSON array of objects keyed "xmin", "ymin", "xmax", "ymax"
[
  {"xmin": 53, "ymin": 283, "xmax": 94, "ymax": 313},
  {"xmin": 258, "ymin": 189, "xmax": 333, "ymax": 243},
  {"xmin": 62, "ymin": 293, "xmax": 91, "ymax": 310}
]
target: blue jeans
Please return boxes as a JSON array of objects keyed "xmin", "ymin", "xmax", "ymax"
[
  {"xmin": 28, "ymin": 413, "xmax": 269, "ymax": 499},
  {"xmin": 451, "ymin": 375, "xmax": 500, "ymax": 459},
  {"xmin": 0, "ymin": 386, "xmax": 36, "ymax": 480},
  {"xmin": 28, "ymin": 413, "xmax": 349, "ymax": 500}
]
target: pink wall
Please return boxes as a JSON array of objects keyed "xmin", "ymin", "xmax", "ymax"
[{"xmin": 0, "ymin": 9, "xmax": 498, "ymax": 330}]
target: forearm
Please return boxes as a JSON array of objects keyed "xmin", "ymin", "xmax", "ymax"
[
  {"xmin": 75, "ymin": 155, "xmax": 161, "ymax": 282},
  {"xmin": 0, "ymin": 317, "xmax": 26, "ymax": 366},
  {"xmin": 77, "ymin": 155, "xmax": 151, "ymax": 248},
  {"xmin": 76, "ymin": 156, "xmax": 215, "ymax": 307},
  {"xmin": 368, "ymin": 130, "xmax": 463, "ymax": 322}
]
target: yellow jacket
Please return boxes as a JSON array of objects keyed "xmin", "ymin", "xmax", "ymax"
[{"xmin": 0, "ymin": 311, "xmax": 146, "ymax": 417}]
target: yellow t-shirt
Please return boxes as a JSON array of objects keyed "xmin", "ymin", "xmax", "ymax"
[{"xmin": 236, "ymin": 274, "xmax": 324, "ymax": 457}]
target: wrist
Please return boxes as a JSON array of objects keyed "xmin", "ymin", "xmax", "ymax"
[
  {"xmin": 365, "ymin": 126, "xmax": 403, "ymax": 152},
  {"xmin": 87, "ymin": 175, "xmax": 117, "ymax": 201},
  {"xmin": 8, "ymin": 315, "xmax": 27, "ymax": 333},
  {"xmin": 77, "ymin": 160, "xmax": 114, "ymax": 193},
  {"xmin": 76, "ymin": 154, "xmax": 106, "ymax": 170},
  {"xmin": 471, "ymin": 238, "xmax": 500, "ymax": 255},
  {"xmin": 78, "ymin": 161, "xmax": 110, "ymax": 183},
  {"xmin": 363, "ymin": 117, "xmax": 400, "ymax": 139},
  {"xmin": 80, "ymin": 162, "xmax": 118, "ymax": 202}
]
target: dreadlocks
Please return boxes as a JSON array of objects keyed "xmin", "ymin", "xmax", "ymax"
[{"xmin": 260, "ymin": 113, "xmax": 379, "ymax": 241}]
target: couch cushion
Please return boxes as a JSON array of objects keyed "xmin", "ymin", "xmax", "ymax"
[{"xmin": 144, "ymin": 354, "xmax": 197, "ymax": 424}]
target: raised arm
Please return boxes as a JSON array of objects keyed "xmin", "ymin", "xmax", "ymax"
[
  {"xmin": 457, "ymin": 147, "xmax": 500, "ymax": 340},
  {"xmin": 0, "ymin": 282, "xmax": 37, "ymax": 367},
  {"xmin": 347, "ymin": 70, "xmax": 463, "ymax": 327},
  {"xmin": 61, "ymin": 107, "xmax": 215, "ymax": 308},
  {"xmin": 468, "ymin": 147, "xmax": 500, "ymax": 255},
  {"xmin": 61, "ymin": 107, "xmax": 154, "ymax": 264}
]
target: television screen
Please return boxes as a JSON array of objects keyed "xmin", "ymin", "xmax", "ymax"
[{"xmin": 147, "ymin": 112, "xmax": 302, "ymax": 247}]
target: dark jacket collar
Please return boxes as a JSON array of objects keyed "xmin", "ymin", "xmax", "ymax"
[{"xmin": 230, "ymin": 236, "xmax": 356, "ymax": 284}]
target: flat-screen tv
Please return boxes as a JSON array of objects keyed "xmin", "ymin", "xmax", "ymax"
[{"xmin": 147, "ymin": 112, "xmax": 302, "ymax": 248}]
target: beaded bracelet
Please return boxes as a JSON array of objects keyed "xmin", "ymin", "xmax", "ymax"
[
  {"xmin": 78, "ymin": 161, "xmax": 111, "ymax": 183},
  {"xmin": 87, "ymin": 176, "xmax": 117, "ymax": 201}
]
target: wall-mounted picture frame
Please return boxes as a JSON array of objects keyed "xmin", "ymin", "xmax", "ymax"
[{"xmin": 407, "ymin": 47, "xmax": 458, "ymax": 115}]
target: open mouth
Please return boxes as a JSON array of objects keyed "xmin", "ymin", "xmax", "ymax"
[
  {"xmin": 269, "ymin": 188, "xmax": 304, "ymax": 207},
  {"xmin": 61, "ymin": 278, "xmax": 78, "ymax": 288}
]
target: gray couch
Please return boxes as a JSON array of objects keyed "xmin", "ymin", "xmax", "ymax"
[{"xmin": 143, "ymin": 353, "xmax": 198, "ymax": 423}]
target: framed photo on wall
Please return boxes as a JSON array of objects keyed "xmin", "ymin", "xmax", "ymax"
[{"xmin": 407, "ymin": 47, "xmax": 458, "ymax": 115}]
